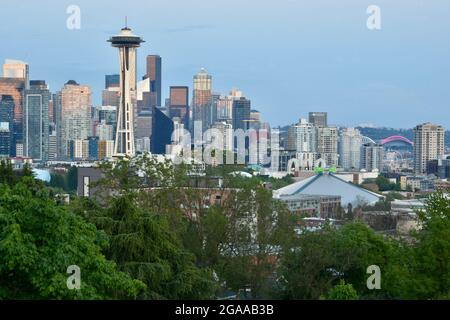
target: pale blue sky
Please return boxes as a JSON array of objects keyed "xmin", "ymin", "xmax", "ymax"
[{"xmin": 1, "ymin": 0, "xmax": 449, "ymax": 128}]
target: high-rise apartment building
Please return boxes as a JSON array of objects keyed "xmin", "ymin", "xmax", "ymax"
[
  {"xmin": 360, "ymin": 143, "xmax": 384, "ymax": 172},
  {"xmin": 24, "ymin": 80, "xmax": 50, "ymax": 161},
  {"xmin": 287, "ymin": 119, "xmax": 317, "ymax": 153},
  {"xmin": 317, "ymin": 126, "xmax": 338, "ymax": 167},
  {"xmin": 193, "ymin": 69, "xmax": 212, "ymax": 131},
  {"xmin": 146, "ymin": 55, "xmax": 162, "ymax": 107},
  {"xmin": 413, "ymin": 123, "xmax": 445, "ymax": 174},
  {"xmin": 309, "ymin": 112, "xmax": 327, "ymax": 127},
  {"xmin": 339, "ymin": 128, "xmax": 363, "ymax": 171},
  {"xmin": 55, "ymin": 80, "xmax": 92, "ymax": 160}
]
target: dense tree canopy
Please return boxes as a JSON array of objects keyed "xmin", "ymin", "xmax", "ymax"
[
  {"xmin": 0, "ymin": 156, "xmax": 448, "ymax": 300},
  {"xmin": 0, "ymin": 176, "xmax": 144, "ymax": 299}
]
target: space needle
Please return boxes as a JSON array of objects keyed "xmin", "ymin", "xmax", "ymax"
[{"xmin": 108, "ymin": 22, "xmax": 144, "ymax": 158}]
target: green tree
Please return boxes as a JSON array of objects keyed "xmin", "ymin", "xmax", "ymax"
[
  {"xmin": 74, "ymin": 157, "xmax": 216, "ymax": 299},
  {"xmin": 410, "ymin": 191, "xmax": 450, "ymax": 299},
  {"xmin": 0, "ymin": 160, "xmax": 16, "ymax": 186},
  {"xmin": 322, "ymin": 280, "xmax": 358, "ymax": 300},
  {"xmin": 0, "ymin": 176, "xmax": 144, "ymax": 299}
]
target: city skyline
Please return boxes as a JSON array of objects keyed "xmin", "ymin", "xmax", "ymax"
[{"xmin": 1, "ymin": 0, "xmax": 449, "ymax": 129}]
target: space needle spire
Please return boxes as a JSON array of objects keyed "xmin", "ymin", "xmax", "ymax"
[{"xmin": 108, "ymin": 24, "xmax": 144, "ymax": 158}]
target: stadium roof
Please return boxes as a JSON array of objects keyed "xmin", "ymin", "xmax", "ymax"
[{"xmin": 274, "ymin": 173, "xmax": 383, "ymax": 206}]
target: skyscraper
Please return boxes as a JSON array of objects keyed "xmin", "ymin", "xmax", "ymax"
[
  {"xmin": 105, "ymin": 74, "xmax": 120, "ymax": 89},
  {"xmin": 232, "ymin": 97, "xmax": 251, "ymax": 132},
  {"xmin": 317, "ymin": 126, "xmax": 338, "ymax": 167},
  {"xmin": 287, "ymin": 118, "xmax": 316, "ymax": 153},
  {"xmin": 102, "ymin": 86, "xmax": 120, "ymax": 108},
  {"xmin": 108, "ymin": 26, "xmax": 144, "ymax": 158},
  {"xmin": 146, "ymin": 55, "xmax": 162, "ymax": 107},
  {"xmin": 0, "ymin": 78, "xmax": 25, "ymax": 155},
  {"xmin": 169, "ymin": 86, "xmax": 189, "ymax": 127},
  {"xmin": 55, "ymin": 80, "xmax": 92, "ymax": 160},
  {"xmin": 24, "ymin": 80, "xmax": 50, "ymax": 161},
  {"xmin": 413, "ymin": 122, "xmax": 445, "ymax": 174},
  {"xmin": 193, "ymin": 69, "xmax": 212, "ymax": 131},
  {"xmin": 0, "ymin": 95, "xmax": 14, "ymax": 156},
  {"xmin": 309, "ymin": 112, "xmax": 327, "ymax": 127},
  {"xmin": 151, "ymin": 107, "xmax": 173, "ymax": 154},
  {"xmin": 339, "ymin": 128, "xmax": 363, "ymax": 171}
]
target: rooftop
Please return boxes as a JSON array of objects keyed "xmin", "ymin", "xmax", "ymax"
[{"xmin": 274, "ymin": 172, "xmax": 383, "ymax": 206}]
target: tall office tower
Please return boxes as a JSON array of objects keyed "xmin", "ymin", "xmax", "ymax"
[
  {"xmin": 108, "ymin": 26, "xmax": 144, "ymax": 158},
  {"xmin": 215, "ymin": 96, "xmax": 229, "ymax": 121},
  {"xmin": 361, "ymin": 143, "xmax": 384, "ymax": 172},
  {"xmin": 0, "ymin": 78, "xmax": 25, "ymax": 155},
  {"xmin": 55, "ymin": 80, "xmax": 92, "ymax": 160},
  {"xmin": 151, "ymin": 106, "xmax": 173, "ymax": 154},
  {"xmin": 24, "ymin": 80, "xmax": 50, "ymax": 161},
  {"xmin": 287, "ymin": 119, "xmax": 317, "ymax": 152},
  {"xmin": 232, "ymin": 97, "xmax": 251, "ymax": 132},
  {"xmin": 339, "ymin": 128, "xmax": 363, "ymax": 171},
  {"xmin": 309, "ymin": 112, "xmax": 327, "ymax": 127},
  {"xmin": 169, "ymin": 86, "xmax": 189, "ymax": 127},
  {"xmin": 146, "ymin": 55, "xmax": 162, "ymax": 107},
  {"xmin": 215, "ymin": 89, "xmax": 243, "ymax": 122},
  {"xmin": 102, "ymin": 86, "xmax": 120, "ymax": 107},
  {"xmin": 3, "ymin": 59, "xmax": 29, "ymax": 89},
  {"xmin": 413, "ymin": 122, "xmax": 445, "ymax": 174},
  {"xmin": 105, "ymin": 74, "xmax": 120, "ymax": 89},
  {"xmin": 317, "ymin": 126, "xmax": 339, "ymax": 167},
  {"xmin": 192, "ymin": 69, "xmax": 212, "ymax": 131}
]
